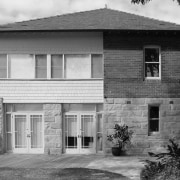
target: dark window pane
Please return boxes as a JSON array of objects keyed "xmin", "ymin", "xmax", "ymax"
[
  {"xmin": 66, "ymin": 137, "xmax": 77, "ymax": 148},
  {"xmin": 35, "ymin": 67, "xmax": 47, "ymax": 78},
  {"xmin": 51, "ymin": 55, "xmax": 63, "ymax": 78},
  {"xmin": 145, "ymin": 48, "xmax": 159, "ymax": 62},
  {"xmin": 145, "ymin": 63, "xmax": 159, "ymax": 77},
  {"xmin": 51, "ymin": 55, "xmax": 62, "ymax": 66},
  {"xmin": 0, "ymin": 54, "xmax": 7, "ymax": 66},
  {"xmin": 0, "ymin": 54, "xmax": 7, "ymax": 78},
  {"xmin": 36, "ymin": 55, "xmax": 47, "ymax": 66},
  {"xmin": 91, "ymin": 54, "xmax": 103, "ymax": 78},
  {"xmin": 150, "ymin": 106, "xmax": 159, "ymax": 118},
  {"xmin": 150, "ymin": 120, "xmax": 159, "ymax": 132},
  {"xmin": 0, "ymin": 69, "xmax": 7, "ymax": 78},
  {"xmin": 35, "ymin": 55, "xmax": 47, "ymax": 78}
]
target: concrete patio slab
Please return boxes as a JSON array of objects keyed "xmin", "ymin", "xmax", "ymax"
[{"xmin": 0, "ymin": 154, "xmax": 145, "ymax": 180}]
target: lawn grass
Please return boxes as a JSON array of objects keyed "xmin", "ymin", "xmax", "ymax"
[{"xmin": 0, "ymin": 167, "xmax": 130, "ymax": 180}]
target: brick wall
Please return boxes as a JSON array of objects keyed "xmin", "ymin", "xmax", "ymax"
[{"xmin": 104, "ymin": 32, "xmax": 180, "ymax": 98}]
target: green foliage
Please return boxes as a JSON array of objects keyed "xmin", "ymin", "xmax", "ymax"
[
  {"xmin": 131, "ymin": 0, "xmax": 151, "ymax": 4},
  {"xmin": 131, "ymin": 0, "xmax": 180, "ymax": 5},
  {"xmin": 107, "ymin": 124, "xmax": 133, "ymax": 148},
  {"xmin": 141, "ymin": 138, "xmax": 180, "ymax": 180}
]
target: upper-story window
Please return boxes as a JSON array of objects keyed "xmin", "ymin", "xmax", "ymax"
[
  {"xmin": 0, "ymin": 54, "xmax": 7, "ymax": 78},
  {"xmin": 144, "ymin": 47, "xmax": 161, "ymax": 79},
  {"xmin": 0, "ymin": 54, "xmax": 103, "ymax": 79}
]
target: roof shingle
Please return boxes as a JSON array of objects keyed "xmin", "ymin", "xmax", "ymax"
[{"xmin": 0, "ymin": 8, "xmax": 180, "ymax": 31}]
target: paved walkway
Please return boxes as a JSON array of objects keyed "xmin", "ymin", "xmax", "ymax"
[{"xmin": 0, "ymin": 154, "xmax": 145, "ymax": 180}]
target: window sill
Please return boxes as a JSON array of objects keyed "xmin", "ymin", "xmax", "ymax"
[
  {"xmin": 148, "ymin": 132, "xmax": 160, "ymax": 136},
  {"xmin": 145, "ymin": 78, "xmax": 161, "ymax": 81}
]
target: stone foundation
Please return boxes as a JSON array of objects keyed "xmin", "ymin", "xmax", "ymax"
[
  {"xmin": 43, "ymin": 104, "xmax": 62, "ymax": 155},
  {"xmin": 104, "ymin": 98, "xmax": 180, "ymax": 155}
]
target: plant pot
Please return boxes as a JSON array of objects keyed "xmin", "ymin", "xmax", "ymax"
[{"xmin": 111, "ymin": 147, "xmax": 123, "ymax": 156}]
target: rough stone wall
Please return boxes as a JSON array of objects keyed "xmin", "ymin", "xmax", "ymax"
[
  {"xmin": 43, "ymin": 104, "xmax": 62, "ymax": 155},
  {"xmin": 0, "ymin": 98, "xmax": 4, "ymax": 153},
  {"xmin": 104, "ymin": 98, "xmax": 180, "ymax": 155}
]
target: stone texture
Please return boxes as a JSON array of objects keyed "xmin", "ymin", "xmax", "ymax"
[
  {"xmin": 104, "ymin": 98, "xmax": 180, "ymax": 155},
  {"xmin": 43, "ymin": 104, "xmax": 62, "ymax": 155}
]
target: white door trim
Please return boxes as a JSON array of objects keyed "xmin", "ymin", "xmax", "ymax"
[
  {"xmin": 64, "ymin": 112, "xmax": 96, "ymax": 154},
  {"xmin": 12, "ymin": 112, "xmax": 44, "ymax": 154}
]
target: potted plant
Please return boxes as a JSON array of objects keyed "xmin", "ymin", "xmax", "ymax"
[{"xmin": 107, "ymin": 124, "xmax": 133, "ymax": 156}]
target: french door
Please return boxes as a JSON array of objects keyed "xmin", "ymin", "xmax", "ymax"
[
  {"xmin": 64, "ymin": 113, "xmax": 96, "ymax": 154},
  {"xmin": 12, "ymin": 113, "xmax": 44, "ymax": 154}
]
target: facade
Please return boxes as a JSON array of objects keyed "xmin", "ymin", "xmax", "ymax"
[{"xmin": 0, "ymin": 8, "xmax": 180, "ymax": 155}]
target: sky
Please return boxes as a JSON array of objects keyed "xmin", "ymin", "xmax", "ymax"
[{"xmin": 0, "ymin": 0, "xmax": 180, "ymax": 25}]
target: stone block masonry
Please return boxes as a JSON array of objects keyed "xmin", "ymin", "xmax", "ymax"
[
  {"xmin": 43, "ymin": 104, "xmax": 62, "ymax": 155},
  {"xmin": 104, "ymin": 98, "xmax": 180, "ymax": 155}
]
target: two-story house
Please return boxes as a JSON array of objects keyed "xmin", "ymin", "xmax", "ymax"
[{"xmin": 0, "ymin": 8, "xmax": 180, "ymax": 155}]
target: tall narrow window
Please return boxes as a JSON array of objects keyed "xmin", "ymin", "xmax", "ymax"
[
  {"xmin": 144, "ymin": 47, "xmax": 160, "ymax": 79},
  {"xmin": 0, "ymin": 54, "xmax": 7, "ymax": 78},
  {"xmin": 35, "ymin": 55, "xmax": 47, "ymax": 78},
  {"xmin": 149, "ymin": 105, "xmax": 159, "ymax": 135},
  {"xmin": 51, "ymin": 55, "xmax": 63, "ymax": 78},
  {"xmin": 91, "ymin": 54, "xmax": 103, "ymax": 78}
]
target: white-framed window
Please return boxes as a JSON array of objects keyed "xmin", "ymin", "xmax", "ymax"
[
  {"xmin": 148, "ymin": 105, "xmax": 160, "ymax": 135},
  {"xmin": 0, "ymin": 53, "xmax": 103, "ymax": 79},
  {"xmin": 0, "ymin": 54, "xmax": 7, "ymax": 78},
  {"xmin": 51, "ymin": 54, "xmax": 63, "ymax": 79},
  {"xmin": 144, "ymin": 46, "xmax": 161, "ymax": 79},
  {"xmin": 35, "ymin": 55, "xmax": 47, "ymax": 79}
]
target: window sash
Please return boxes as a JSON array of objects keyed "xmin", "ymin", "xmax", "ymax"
[
  {"xmin": 35, "ymin": 55, "xmax": 47, "ymax": 79},
  {"xmin": 144, "ymin": 47, "xmax": 161, "ymax": 79},
  {"xmin": 149, "ymin": 105, "xmax": 160, "ymax": 133},
  {"xmin": 0, "ymin": 53, "xmax": 103, "ymax": 79}
]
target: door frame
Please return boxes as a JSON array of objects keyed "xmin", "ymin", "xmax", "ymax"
[
  {"xmin": 63, "ymin": 112, "xmax": 96, "ymax": 154},
  {"xmin": 12, "ymin": 112, "xmax": 44, "ymax": 154}
]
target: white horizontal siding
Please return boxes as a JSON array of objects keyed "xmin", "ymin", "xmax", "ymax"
[{"xmin": 0, "ymin": 80, "xmax": 103, "ymax": 103}]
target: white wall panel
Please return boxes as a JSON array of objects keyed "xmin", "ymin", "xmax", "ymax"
[{"xmin": 0, "ymin": 80, "xmax": 103, "ymax": 103}]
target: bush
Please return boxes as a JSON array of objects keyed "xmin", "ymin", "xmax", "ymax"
[
  {"xmin": 141, "ymin": 138, "xmax": 180, "ymax": 180},
  {"xmin": 107, "ymin": 124, "xmax": 133, "ymax": 148}
]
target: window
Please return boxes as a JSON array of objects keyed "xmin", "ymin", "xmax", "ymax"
[
  {"xmin": 149, "ymin": 105, "xmax": 159, "ymax": 135},
  {"xmin": 91, "ymin": 54, "xmax": 103, "ymax": 78},
  {"xmin": 144, "ymin": 47, "xmax": 161, "ymax": 79},
  {"xmin": 65, "ymin": 54, "xmax": 91, "ymax": 79},
  {"xmin": 35, "ymin": 55, "xmax": 47, "ymax": 78},
  {"xmin": 51, "ymin": 55, "xmax": 63, "ymax": 78},
  {"xmin": 8, "ymin": 54, "xmax": 35, "ymax": 79},
  {"xmin": 0, "ymin": 53, "xmax": 103, "ymax": 79},
  {"xmin": 0, "ymin": 54, "xmax": 7, "ymax": 78}
]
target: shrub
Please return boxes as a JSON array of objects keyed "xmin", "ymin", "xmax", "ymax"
[
  {"xmin": 107, "ymin": 124, "xmax": 133, "ymax": 148},
  {"xmin": 141, "ymin": 138, "xmax": 180, "ymax": 180}
]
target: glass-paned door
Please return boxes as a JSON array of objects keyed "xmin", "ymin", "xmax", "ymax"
[
  {"xmin": 64, "ymin": 113, "xmax": 95, "ymax": 154},
  {"xmin": 13, "ymin": 114, "xmax": 28, "ymax": 153},
  {"xmin": 12, "ymin": 113, "xmax": 44, "ymax": 153},
  {"xmin": 65, "ymin": 114, "xmax": 78, "ymax": 153},
  {"xmin": 80, "ymin": 114, "xmax": 95, "ymax": 153},
  {"xmin": 30, "ymin": 115, "xmax": 43, "ymax": 153}
]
